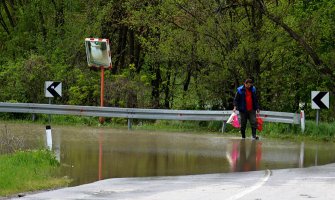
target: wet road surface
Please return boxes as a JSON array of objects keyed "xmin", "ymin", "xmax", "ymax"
[{"xmin": 11, "ymin": 163, "xmax": 335, "ymax": 200}]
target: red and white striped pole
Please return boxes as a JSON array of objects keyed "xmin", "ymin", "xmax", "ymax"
[
  {"xmin": 300, "ymin": 110, "xmax": 305, "ymax": 133},
  {"xmin": 45, "ymin": 125, "xmax": 52, "ymax": 150}
]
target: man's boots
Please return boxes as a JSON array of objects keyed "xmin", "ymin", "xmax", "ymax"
[
  {"xmin": 252, "ymin": 128, "xmax": 259, "ymax": 140},
  {"xmin": 241, "ymin": 129, "xmax": 246, "ymax": 139}
]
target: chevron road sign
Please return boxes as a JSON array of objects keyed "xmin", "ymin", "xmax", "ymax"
[
  {"xmin": 45, "ymin": 81, "xmax": 62, "ymax": 98},
  {"xmin": 311, "ymin": 91, "xmax": 329, "ymax": 109}
]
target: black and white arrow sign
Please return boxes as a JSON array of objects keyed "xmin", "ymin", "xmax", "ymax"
[
  {"xmin": 311, "ymin": 91, "xmax": 329, "ymax": 109},
  {"xmin": 45, "ymin": 81, "xmax": 62, "ymax": 98}
]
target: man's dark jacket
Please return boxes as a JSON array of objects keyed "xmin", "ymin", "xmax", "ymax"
[{"xmin": 233, "ymin": 85, "xmax": 259, "ymax": 113}]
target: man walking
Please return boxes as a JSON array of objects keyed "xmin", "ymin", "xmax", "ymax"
[{"xmin": 233, "ymin": 78, "xmax": 260, "ymax": 139}]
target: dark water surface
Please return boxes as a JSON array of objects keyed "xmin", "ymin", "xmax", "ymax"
[{"xmin": 2, "ymin": 122, "xmax": 335, "ymax": 187}]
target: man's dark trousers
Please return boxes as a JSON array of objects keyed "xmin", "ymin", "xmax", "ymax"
[{"xmin": 240, "ymin": 110, "xmax": 257, "ymax": 138}]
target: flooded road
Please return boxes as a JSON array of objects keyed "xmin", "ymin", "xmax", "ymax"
[{"xmin": 1, "ymin": 122, "xmax": 335, "ymax": 187}]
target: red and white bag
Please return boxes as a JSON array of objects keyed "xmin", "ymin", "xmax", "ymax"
[
  {"xmin": 232, "ymin": 114, "xmax": 240, "ymax": 128},
  {"xmin": 227, "ymin": 112, "xmax": 236, "ymax": 124},
  {"xmin": 227, "ymin": 112, "xmax": 240, "ymax": 128}
]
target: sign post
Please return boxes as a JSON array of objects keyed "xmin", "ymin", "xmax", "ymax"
[
  {"xmin": 44, "ymin": 81, "xmax": 62, "ymax": 150},
  {"xmin": 311, "ymin": 91, "xmax": 329, "ymax": 125},
  {"xmin": 85, "ymin": 38, "xmax": 112, "ymax": 124},
  {"xmin": 45, "ymin": 81, "xmax": 62, "ymax": 122}
]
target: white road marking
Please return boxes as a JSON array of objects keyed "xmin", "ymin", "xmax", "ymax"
[{"xmin": 227, "ymin": 169, "xmax": 271, "ymax": 200}]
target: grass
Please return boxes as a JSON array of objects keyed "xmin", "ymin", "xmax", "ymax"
[
  {"xmin": 131, "ymin": 119, "xmax": 335, "ymax": 142},
  {"xmin": 0, "ymin": 149, "xmax": 70, "ymax": 197},
  {"xmin": 1, "ymin": 113, "xmax": 335, "ymax": 142}
]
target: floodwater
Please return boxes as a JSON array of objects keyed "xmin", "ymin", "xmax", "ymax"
[{"xmin": 1, "ymin": 122, "xmax": 335, "ymax": 187}]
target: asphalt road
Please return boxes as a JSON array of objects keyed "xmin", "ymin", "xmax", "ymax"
[{"xmin": 9, "ymin": 163, "xmax": 335, "ymax": 200}]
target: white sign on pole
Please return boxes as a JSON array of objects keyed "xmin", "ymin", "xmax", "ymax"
[
  {"xmin": 311, "ymin": 91, "xmax": 329, "ymax": 109},
  {"xmin": 45, "ymin": 81, "xmax": 62, "ymax": 98}
]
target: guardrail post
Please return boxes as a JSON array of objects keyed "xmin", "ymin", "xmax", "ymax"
[
  {"xmin": 300, "ymin": 110, "xmax": 305, "ymax": 133},
  {"xmin": 221, "ymin": 121, "xmax": 226, "ymax": 133},
  {"xmin": 128, "ymin": 118, "xmax": 132, "ymax": 130}
]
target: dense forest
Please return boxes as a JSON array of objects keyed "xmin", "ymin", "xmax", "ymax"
[{"xmin": 0, "ymin": 0, "xmax": 334, "ymax": 120}]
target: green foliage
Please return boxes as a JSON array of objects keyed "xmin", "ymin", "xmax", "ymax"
[
  {"xmin": 68, "ymin": 68, "xmax": 100, "ymax": 105},
  {"xmin": 0, "ymin": 55, "xmax": 52, "ymax": 103},
  {"xmin": 135, "ymin": 120, "xmax": 214, "ymax": 132},
  {"xmin": 129, "ymin": 119, "xmax": 335, "ymax": 142},
  {"xmin": 49, "ymin": 115, "xmax": 98, "ymax": 126},
  {"xmin": 0, "ymin": 0, "xmax": 334, "ymax": 122}
]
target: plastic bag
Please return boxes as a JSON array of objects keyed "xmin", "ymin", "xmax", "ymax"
[
  {"xmin": 227, "ymin": 112, "xmax": 236, "ymax": 124},
  {"xmin": 232, "ymin": 114, "xmax": 240, "ymax": 128},
  {"xmin": 256, "ymin": 114, "xmax": 263, "ymax": 132}
]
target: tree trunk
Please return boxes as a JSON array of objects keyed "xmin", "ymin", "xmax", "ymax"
[
  {"xmin": 129, "ymin": 29, "xmax": 135, "ymax": 64},
  {"xmin": 113, "ymin": 25, "xmax": 128, "ymax": 73},
  {"xmin": 0, "ymin": 12, "xmax": 10, "ymax": 34},
  {"xmin": 151, "ymin": 64, "xmax": 161, "ymax": 108},
  {"xmin": 125, "ymin": 28, "xmax": 143, "ymax": 74},
  {"xmin": 51, "ymin": 0, "xmax": 65, "ymax": 35},
  {"xmin": 119, "ymin": 26, "xmax": 128, "ymax": 72},
  {"xmin": 2, "ymin": 1, "xmax": 15, "ymax": 27},
  {"xmin": 38, "ymin": 10, "xmax": 47, "ymax": 41},
  {"xmin": 163, "ymin": 61, "xmax": 172, "ymax": 109},
  {"xmin": 183, "ymin": 67, "xmax": 192, "ymax": 92}
]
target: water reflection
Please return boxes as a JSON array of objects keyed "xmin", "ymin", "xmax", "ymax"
[
  {"xmin": 57, "ymin": 128, "xmax": 232, "ymax": 186},
  {"xmin": 1, "ymin": 122, "xmax": 335, "ymax": 187},
  {"xmin": 98, "ymin": 132, "xmax": 103, "ymax": 181},
  {"xmin": 226, "ymin": 140, "xmax": 262, "ymax": 172}
]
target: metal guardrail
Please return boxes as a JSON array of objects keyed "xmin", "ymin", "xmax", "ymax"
[{"xmin": 0, "ymin": 102, "xmax": 304, "ymax": 131}]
